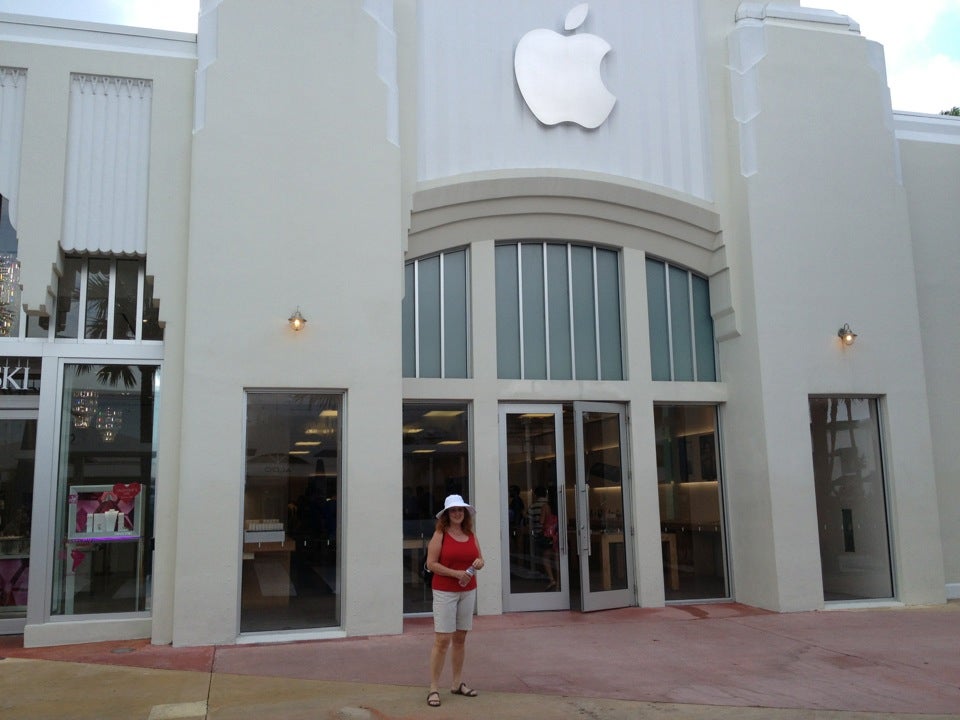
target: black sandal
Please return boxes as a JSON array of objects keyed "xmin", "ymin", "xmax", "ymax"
[
  {"xmin": 427, "ymin": 690, "xmax": 441, "ymax": 707},
  {"xmin": 451, "ymin": 682, "xmax": 478, "ymax": 697}
]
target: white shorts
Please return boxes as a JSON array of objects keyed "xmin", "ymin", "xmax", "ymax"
[{"xmin": 432, "ymin": 589, "xmax": 476, "ymax": 633}]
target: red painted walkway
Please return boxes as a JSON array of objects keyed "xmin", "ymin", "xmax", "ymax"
[{"xmin": 2, "ymin": 602, "xmax": 958, "ymax": 719}]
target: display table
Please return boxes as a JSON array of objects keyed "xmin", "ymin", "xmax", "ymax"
[
  {"xmin": 591, "ymin": 531, "xmax": 679, "ymax": 591},
  {"xmin": 661, "ymin": 532, "xmax": 679, "ymax": 591},
  {"xmin": 242, "ymin": 537, "xmax": 295, "ymax": 608}
]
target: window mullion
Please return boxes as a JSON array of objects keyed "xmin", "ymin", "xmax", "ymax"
[
  {"xmin": 664, "ymin": 262, "xmax": 675, "ymax": 381},
  {"xmin": 566, "ymin": 244, "xmax": 576, "ymax": 380},
  {"xmin": 592, "ymin": 246, "xmax": 601, "ymax": 380},
  {"xmin": 542, "ymin": 243, "xmax": 550, "ymax": 380},
  {"xmin": 517, "ymin": 244, "xmax": 525, "ymax": 379},
  {"xmin": 688, "ymin": 270, "xmax": 697, "ymax": 381},
  {"xmin": 414, "ymin": 260, "xmax": 421, "ymax": 378}
]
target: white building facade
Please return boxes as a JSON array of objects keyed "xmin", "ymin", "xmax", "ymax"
[{"xmin": 0, "ymin": 0, "xmax": 955, "ymax": 648}]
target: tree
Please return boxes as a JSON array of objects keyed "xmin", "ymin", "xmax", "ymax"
[{"xmin": 941, "ymin": 106, "xmax": 960, "ymax": 116}]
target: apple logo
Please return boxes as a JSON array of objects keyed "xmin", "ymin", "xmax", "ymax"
[{"xmin": 514, "ymin": 3, "xmax": 616, "ymax": 129}]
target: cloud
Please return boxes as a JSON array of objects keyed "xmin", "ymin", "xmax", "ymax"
[{"xmin": 823, "ymin": 0, "xmax": 960, "ymax": 113}]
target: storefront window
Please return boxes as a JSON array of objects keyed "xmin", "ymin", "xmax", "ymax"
[
  {"xmin": 809, "ymin": 397, "xmax": 893, "ymax": 600},
  {"xmin": 0, "ymin": 195, "xmax": 21, "ymax": 338},
  {"xmin": 51, "ymin": 363, "xmax": 159, "ymax": 615},
  {"xmin": 654, "ymin": 404, "xmax": 728, "ymax": 600},
  {"xmin": 0, "ymin": 416, "xmax": 35, "ymax": 622},
  {"xmin": 402, "ymin": 402, "xmax": 469, "ymax": 614},
  {"xmin": 496, "ymin": 242, "xmax": 623, "ymax": 381},
  {"xmin": 242, "ymin": 392, "xmax": 342, "ymax": 633}
]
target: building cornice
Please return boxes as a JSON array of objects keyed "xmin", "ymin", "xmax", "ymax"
[
  {"xmin": 0, "ymin": 12, "xmax": 196, "ymax": 59},
  {"xmin": 894, "ymin": 111, "xmax": 960, "ymax": 146}
]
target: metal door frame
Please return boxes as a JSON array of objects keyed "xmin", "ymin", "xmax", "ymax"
[
  {"xmin": 573, "ymin": 401, "xmax": 634, "ymax": 612},
  {"xmin": 500, "ymin": 404, "xmax": 570, "ymax": 612}
]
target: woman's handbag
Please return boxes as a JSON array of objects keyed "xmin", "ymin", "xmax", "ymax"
[{"xmin": 422, "ymin": 561, "xmax": 434, "ymax": 583}]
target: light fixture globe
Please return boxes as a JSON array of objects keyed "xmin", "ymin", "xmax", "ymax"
[
  {"xmin": 837, "ymin": 323, "xmax": 857, "ymax": 346},
  {"xmin": 289, "ymin": 308, "xmax": 306, "ymax": 331}
]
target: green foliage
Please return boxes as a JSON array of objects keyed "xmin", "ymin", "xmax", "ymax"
[{"xmin": 941, "ymin": 106, "xmax": 960, "ymax": 116}]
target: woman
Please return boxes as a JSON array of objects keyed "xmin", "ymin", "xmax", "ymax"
[
  {"xmin": 540, "ymin": 498, "xmax": 559, "ymax": 590},
  {"xmin": 425, "ymin": 494, "xmax": 484, "ymax": 708}
]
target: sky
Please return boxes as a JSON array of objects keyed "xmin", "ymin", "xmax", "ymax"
[{"xmin": 0, "ymin": 1, "xmax": 957, "ymax": 114}]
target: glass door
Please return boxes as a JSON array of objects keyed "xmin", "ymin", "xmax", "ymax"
[
  {"xmin": 0, "ymin": 411, "xmax": 37, "ymax": 634},
  {"xmin": 573, "ymin": 402, "xmax": 633, "ymax": 611},
  {"xmin": 500, "ymin": 405, "xmax": 569, "ymax": 612}
]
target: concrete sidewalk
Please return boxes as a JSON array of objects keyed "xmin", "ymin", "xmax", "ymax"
[{"xmin": 1, "ymin": 602, "xmax": 958, "ymax": 720}]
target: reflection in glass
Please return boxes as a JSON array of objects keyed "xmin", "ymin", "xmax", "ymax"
[
  {"xmin": 242, "ymin": 393, "xmax": 342, "ymax": 632},
  {"xmin": 654, "ymin": 405, "xmax": 728, "ymax": 600},
  {"xmin": 0, "ymin": 418, "xmax": 36, "ymax": 620},
  {"xmin": 84, "ymin": 258, "xmax": 111, "ymax": 339},
  {"xmin": 809, "ymin": 397, "xmax": 892, "ymax": 600},
  {"xmin": 113, "ymin": 259, "xmax": 140, "ymax": 340},
  {"xmin": 0, "ymin": 196, "xmax": 20, "ymax": 338},
  {"xmin": 52, "ymin": 364, "xmax": 159, "ymax": 615},
  {"xmin": 504, "ymin": 412, "xmax": 561, "ymax": 595},
  {"xmin": 402, "ymin": 403, "xmax": 469, "ymax": 613},
  {"xmin": 581, "ymin": 411, "xmax": 628, "ymax": 593},
  {"xmin": 55, "ymin": 257, "xmax": 83, "ymax": 339}
]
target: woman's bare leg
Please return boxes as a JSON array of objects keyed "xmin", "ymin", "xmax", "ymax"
[
  {"xmin": 430, "ymin": 632, "xmax": 452, "ymax": 691},
  {"xmin": 450, "ymin": 629, "xmax": 467, "ymax": 689}
]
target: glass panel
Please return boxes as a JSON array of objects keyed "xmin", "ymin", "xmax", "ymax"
[
  {"xmin": 504, "ymin": 412, "xmax": 561, "ymax": 594},
  {"xmin": 646, "ymin": 260, "xmax": 670, "ymax": 380},
  {"xmin": 55, "ymin": 257, "xmax": 83, "ymax": 339},
  {"xmin": 0, "ymin": 417, "xmax": 36, "ymax": 620},
  {"xmin": 141, "ymin": 272, "xmax": 163, "ymax": 341},
  {"xmin": 26, "ymin": 315, "xmax": 49, "ymax": 339},
  {"xmin": 582, "ymin": 411, "xmax": 628, "ymax": 592},
  {"xmin": 595, "ymin": 249, "xmax": 623, "ymax": 381},
  {"xmin": 402, "ymin": 402, "xmax": 469, "ymax": 614},
  {"xmin": 520, "ymin": 244, "xmax": 547, "ymax": 379},
  {"xmin": 654, "ymin": 405, "xmax": 727, "ymax": 600},
  {"xmin": 692, "ymin": 275, "xmax": 716, "ymax": 381},
  {"xmin": 84, "ymin": 258, "xmax": 111, "ymax": 339},
  {"xmin": 668, "ymin": 266, "xmax": 693, "ymax": 381},
  {"xmin": 242, "ymin": 392, "xmax": 342, "ymax": 632},
  {"xmin": 52, "ymin": 364, "xmax": 159, "ymax": 615},
  {"xmin": 495, "ymin": 245, "xmax": 521, "ymax": 379},
  {"xmin": 417, "ymin": 256, "xmax": 441, "ymax": 377},
  {"xmin": 0, "ymin": 196, "xmax": 21, "ymax": 338},
  {"xmin": 546, "ymin": 245, "xmax": 572, "ymax": 380},
  {"xmin": 570, "ymin": 246, "xmax": 597, "ymax": 380},
  {"xmin": 402, "ymin": 263, "xmax": 416, "ymax": 377},
  {"xmin": 809, "ymin": 397, "xmax": 893, "ymax": 600},
  {"xmin": 113, "ymin": 260, "xmax": 139, "ymax": 340},
  {"xmin": 442, "ymin": 250, "xmax": 468, "ymax": 379}
]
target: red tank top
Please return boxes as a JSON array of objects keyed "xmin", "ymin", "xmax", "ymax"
[{"xmin": 432, "ymin": 531, "xmax": 478, "ymax": 592}]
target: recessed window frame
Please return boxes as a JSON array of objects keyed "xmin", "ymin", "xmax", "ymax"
[
  {"xmin": 0, "ymin": 254, "xmax": 162, "ymax": 343},
  {"xmin": 496, "ymin": 241, "xmax": 625, "ymax": 381},
  {"xmin": 403, "ymin": 247, "xmax": 471, "ymax": 379},
  {"xmin": 646, "ymin": 257, "xmax": 716, "ymax": 382}
]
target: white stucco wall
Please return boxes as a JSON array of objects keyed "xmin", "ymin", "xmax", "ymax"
[
  {"xmin": 416, "ymin": 0, "xmax": 713, "ymax": 200},
  {"xmin": 172, "ymin": 0, "xmax": 402, "ymax": 646},
  {"xmin": 723, "ymin": 10, "xmax": 945, "ymax": 610},
  {"xmin": 897, "ymin": 121, "xmax": 960, "ymax": 598}
]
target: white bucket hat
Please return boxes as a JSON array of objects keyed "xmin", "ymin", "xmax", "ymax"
[{"xmin": 436, "ymin": 494, "xmax": 476, "ymax": 518}]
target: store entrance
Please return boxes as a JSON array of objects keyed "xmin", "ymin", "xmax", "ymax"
[
  {"xmin": 0, "ymin": 411, "xmax": 37, "ymax": 634},
  {"xmin": 500, "ymin": 403, "xmax": 633, "ymax": 613}
]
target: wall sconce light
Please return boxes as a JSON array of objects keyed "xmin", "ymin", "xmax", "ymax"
[
  {"xmin": 837, "ymin": 323, "xmax": 857, "ymax": 346},
  {"xmin": 288, "ymin": 307, "xmax": 306, "ymax": 331}
]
